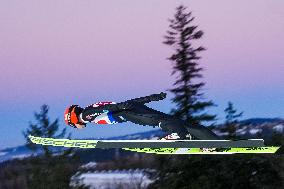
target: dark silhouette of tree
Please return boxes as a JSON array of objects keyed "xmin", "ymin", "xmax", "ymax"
[
  {"xmin": 149, "ymin": 154, "xmax": 283, "ymax": 189},
  {"xmin": 224, "ymin": 101, "xmax": 243, "ymax": 139},
  {"xmin": 22, "ymin": 105, "xmax": 88, "ymax": 189},
  {"xmin": 23, "ymin": 104, "xmax": 69, "ymax": 157},
  {"xmin": 164, "ymin": 5, "xmax": 215, "ymax": 125},
  {"xmin": 224, "ymin": 102, "xmax": 243, "ymax": 125}
]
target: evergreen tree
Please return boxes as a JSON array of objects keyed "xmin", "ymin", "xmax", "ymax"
[
  {"xmin": 23, "ymin": 104, "xmax": 69, "ymax": 157},
  {"xmin": 224, "ymin": 101, "xmax": 243, "ymax": 139},
  {"xmin": 224, "ymin": 102, "xmax": 243, "ymax": 125},
  {"xmin": 149, "ymin": 5, "xmax": 217, "ymax": 189},
  {"xmin": 22, "ymin": 105, "xmax": 87, "ymax": 189},
  {"xmin": 164, "ymin": 5, "xmax": 215, "ymax": 125}
]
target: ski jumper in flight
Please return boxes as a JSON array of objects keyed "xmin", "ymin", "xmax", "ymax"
[{"xmin": 64, "ymin": 92, "xmax": 219, "ymax": 140}]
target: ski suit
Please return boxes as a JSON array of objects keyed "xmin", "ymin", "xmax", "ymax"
[{"xmin": 80, "ymin": 93, "xmax": 219, "ymax": 140}]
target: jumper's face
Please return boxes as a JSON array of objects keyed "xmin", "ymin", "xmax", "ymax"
[{"xmin": 75, "ymin": 124, "xmax": 86, "ymax": 129}]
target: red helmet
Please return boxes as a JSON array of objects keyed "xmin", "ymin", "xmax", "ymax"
[{"xmin": 64, "ymin": 105, "xmax": 84, "ymax": 128}]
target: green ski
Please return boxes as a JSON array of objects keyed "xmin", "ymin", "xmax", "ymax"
[
  {"xmin": 28, "ymin": 135, "xmax": 280, "ymax": 154},
  {"xmin": 123, "ymin": 146, "xmax": 279, "ymax": 154}
]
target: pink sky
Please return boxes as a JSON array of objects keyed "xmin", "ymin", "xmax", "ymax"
[{"xmin": 0, "ymin": 0, "xmax": 283, "ymax": 148}]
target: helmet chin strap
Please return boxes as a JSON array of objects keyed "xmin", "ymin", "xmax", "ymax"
[{"xmin": 79, "ymin": 114, "xmax": 89, "ymax": 124}]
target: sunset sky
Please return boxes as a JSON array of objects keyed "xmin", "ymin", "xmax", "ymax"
[{"xmin": 0, "ymin": 0, "xmax": 283, "ymax": 149}]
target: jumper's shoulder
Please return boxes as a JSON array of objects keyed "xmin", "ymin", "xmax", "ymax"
[
  {"xmin": 83, "ymin": 102, "xmax": 117, "ymax": 111},
  {"xmin": 91, "ymin": 101, "xmax": 117, "ymax": 107},
  {"xmin": 83, "ymin": 102, "xmax": 121, "ymax": 115}
]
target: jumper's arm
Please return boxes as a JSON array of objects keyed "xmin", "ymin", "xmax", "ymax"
[{"xmin": 123, "ymin": 92, "xmax": 167, "ymax": 105}]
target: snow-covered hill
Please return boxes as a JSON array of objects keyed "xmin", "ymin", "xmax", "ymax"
[
  {"xmin": 0, "ymin": 145, "xmax": 37, "ymax": 163},
  {"xmin": 71, "ymin": 169, "xmax": 153, "ymax": 189},
  {"xmin": 213, "ymin": 118, "xmax": 284, "ymax": 137}
]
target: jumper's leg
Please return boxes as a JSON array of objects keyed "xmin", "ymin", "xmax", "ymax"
[
  {"xmin": 113, "ymin": 102, "xmax": 220, "ymax": 140},
  {"xmin": 157, "ymin": 118, "xmax": 220, "ymax": 140},
  {"xmin": 158, "ymin": 119, "xmax": 189, "ymax": 139},
  {"xmin": 186, "ymin": 124, "xmax": 220, "ymax": 140}
]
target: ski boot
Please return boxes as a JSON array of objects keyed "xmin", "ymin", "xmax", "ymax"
[{"xmin": 160, "ymin": 133, "xmax": 192, "ymax": 140}]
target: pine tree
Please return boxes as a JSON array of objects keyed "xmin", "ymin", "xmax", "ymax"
[
  {"xmin": 149, "ymin": 5, "xmax": 217, "ymax": 189},
  {"xmin": 224, "ymin": 102, "xmax": 243, "ymax": 125},
  {"xmin": 23, "ymin": 104, "xmax": 69, "ymax": 157},
  {"xmin": 224, "ymin": 101, "xmax": 243, "ymax": 139},
  {"xmin": 22, "ymin": 105, "xmax": 87, "ymax": 189},
  {"xmin": 164, "ymin": 5, "xmax": 215, "ymax": 126}
]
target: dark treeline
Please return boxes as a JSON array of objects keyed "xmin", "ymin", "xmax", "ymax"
[{"xmin": 0, "ymin": 155, "xmax": 85, "ymax": 189}]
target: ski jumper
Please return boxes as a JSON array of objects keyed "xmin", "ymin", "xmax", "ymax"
[{"xmin": 80, "ymin": 93, "xmax": 219, "ymax": 140}]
